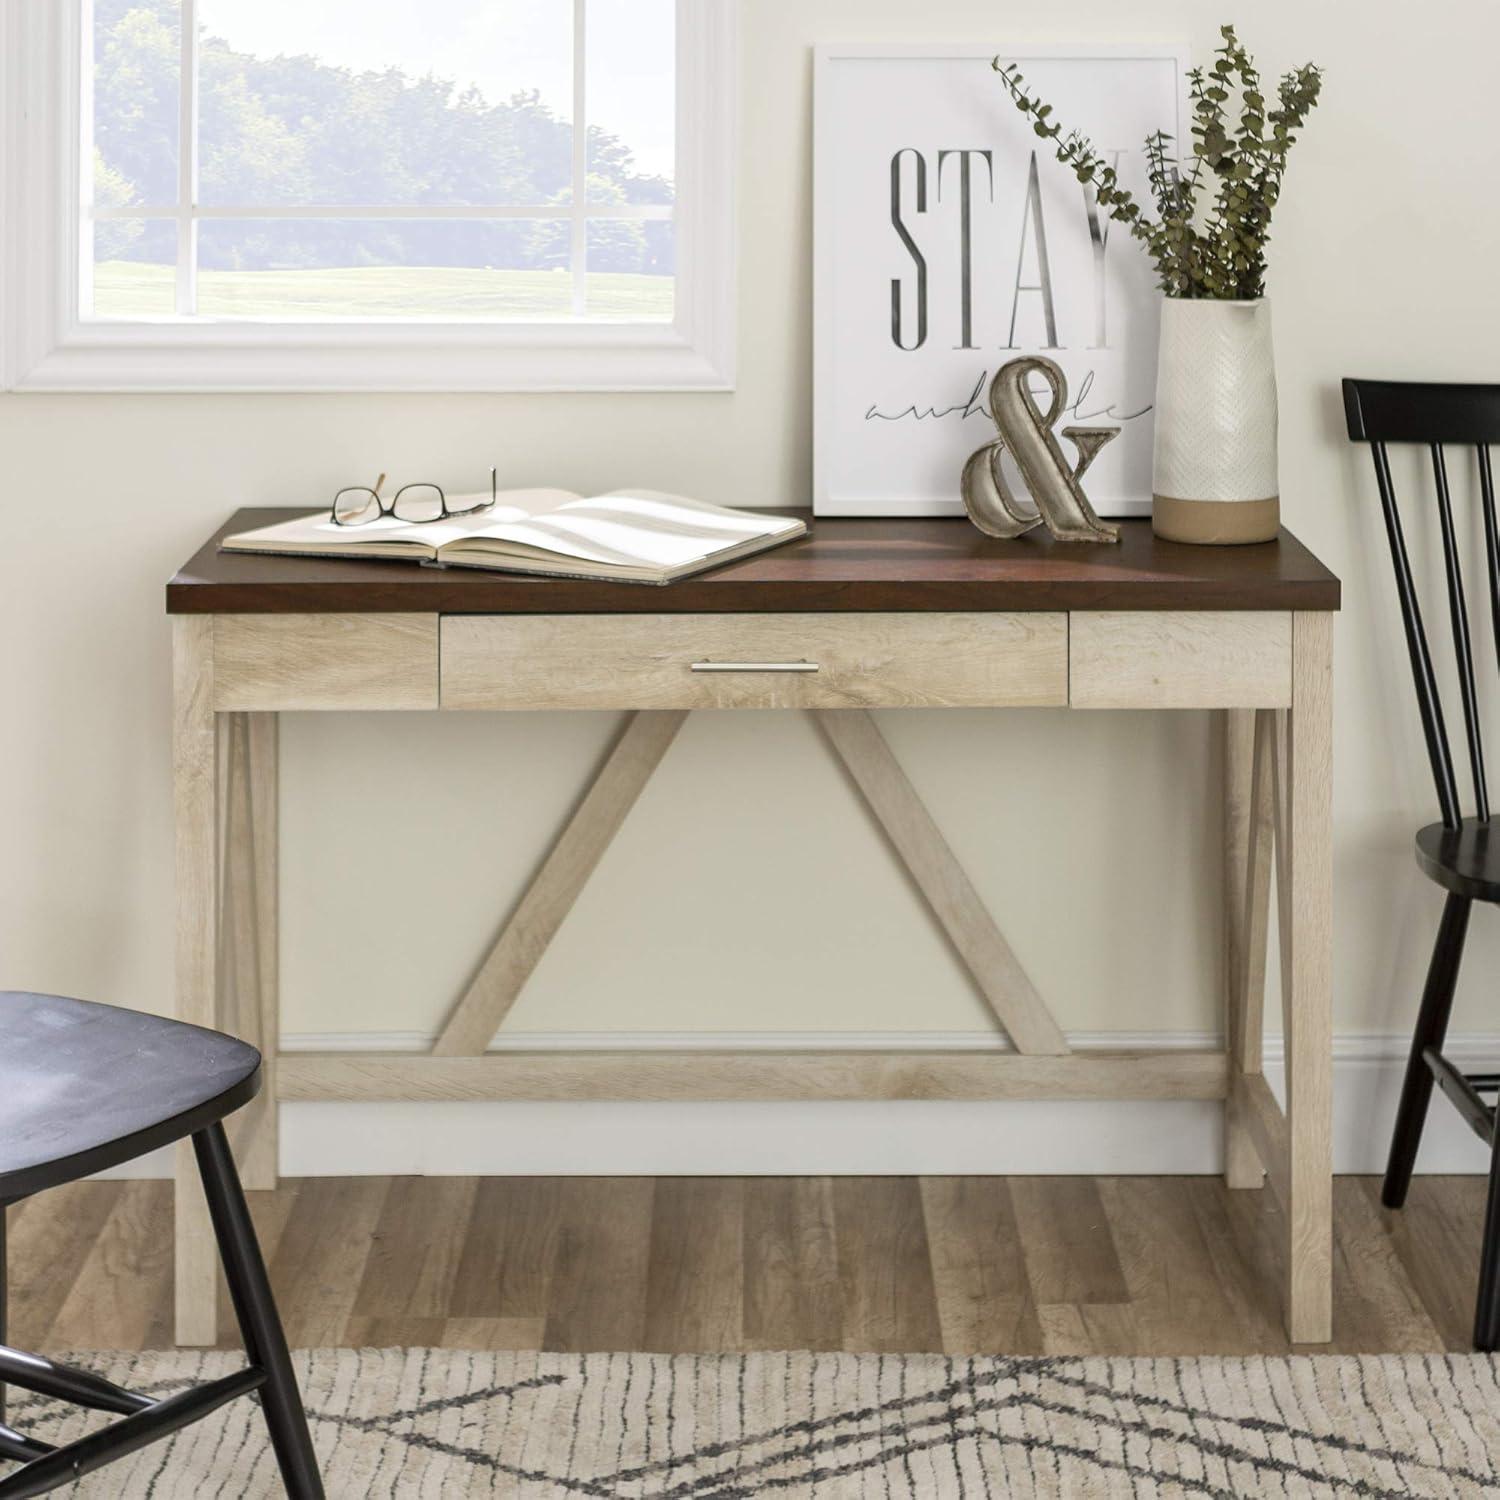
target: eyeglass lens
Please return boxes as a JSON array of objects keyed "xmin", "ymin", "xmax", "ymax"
[
  {"xmin": 392, "ymin": 484, "xmax": 447, "ymax": 524},
  {"xmin": 333, "ymin": 487, "xmax": 383, "ymax": 526}
]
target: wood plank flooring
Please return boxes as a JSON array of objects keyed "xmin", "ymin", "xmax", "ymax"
[{"xmin": 1, "ymin": 1176, "xmax": 1487, "ymax": 1354}]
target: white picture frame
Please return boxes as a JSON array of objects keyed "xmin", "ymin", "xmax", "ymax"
[{"xmin": 814, "ymin": 44, "xmax": 1188, "ymax": 517}]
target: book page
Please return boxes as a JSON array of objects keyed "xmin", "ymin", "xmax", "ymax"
[
  {"xmin": 449, "ymin": 491, "xmax": 800, "ymax": 569},
  {"xmin": 418, "ymin": 487, "xmax": 580, "ymax": 540},
  {"xmin": 443, "ymin": 519, "xmax": 658, "ymax": 568},
  {"xmin": 222, "ymin": 488, "xmax": 579, "ymax": 554},
  {"xmin": 223, "ymin": 510, "xmax": 434, "ymax": 555},
  {"xmin": 333, "ymin": 486, "xmax": 583, "ymax": 546}
]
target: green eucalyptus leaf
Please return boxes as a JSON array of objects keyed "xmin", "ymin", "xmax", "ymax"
[{"xmin": 995, "ymin": 22, "xmax": 1321, "ymax": 297}]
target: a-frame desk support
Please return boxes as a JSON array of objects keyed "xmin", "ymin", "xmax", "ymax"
[{"xmin": 169, "ymin": 515, "xmax": 1337, "ymax": 1349}]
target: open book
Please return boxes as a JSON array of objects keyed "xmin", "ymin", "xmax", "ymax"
[{"xmin": 221, "ymin": 488, "xmax": 807, "ymax": 586}]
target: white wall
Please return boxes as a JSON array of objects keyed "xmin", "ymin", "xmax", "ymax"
[{"xmin": 6, "ymin": 0, "xmax": 1500, "ymax": 1171}]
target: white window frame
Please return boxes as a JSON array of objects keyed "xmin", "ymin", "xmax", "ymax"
[{"xmin": 0, "ymin": 0, "xmax": 737, "ymax": 392}]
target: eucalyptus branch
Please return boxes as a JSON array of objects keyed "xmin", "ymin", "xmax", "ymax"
[
  {"xmin": 996, "ymin": 68, "xmax": 1180, "ymax": 292},
  {"xmin": 994, "ymin": 25, "xmax": 1323, "ymax": 300}
]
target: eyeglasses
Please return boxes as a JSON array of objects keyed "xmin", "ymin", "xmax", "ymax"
[{"xmin": 332, "ymin": 467, "xmax": 498, "ymax": 527}]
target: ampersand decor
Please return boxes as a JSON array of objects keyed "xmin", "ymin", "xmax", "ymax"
[{"xmin": 960, "ymin": 356, "xmax": 1122, "ymax": 544}]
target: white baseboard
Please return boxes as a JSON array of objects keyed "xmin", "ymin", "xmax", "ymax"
[{"xmin": 100, "ymin": 1030, "xmax": 1500, "ymax": 1180}]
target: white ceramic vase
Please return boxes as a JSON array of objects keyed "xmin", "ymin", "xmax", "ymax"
[{"xmin": 1151, "ymin": 298, "xmax": 1279, "ymax": 545}]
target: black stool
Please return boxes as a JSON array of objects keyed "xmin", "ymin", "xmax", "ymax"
[{"xmin": 0, "ymin": 991, "xmax": 323, "ymax": 1497}]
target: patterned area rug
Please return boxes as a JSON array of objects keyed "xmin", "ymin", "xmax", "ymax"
[{"xmin": 9, "ymin": 1350, "xmax": 1500, "ymax": 1496}]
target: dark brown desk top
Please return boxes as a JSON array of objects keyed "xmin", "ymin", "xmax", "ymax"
[{"xmin": 167, "ymin": 510, "xmax": 1341, "ymax": 615}]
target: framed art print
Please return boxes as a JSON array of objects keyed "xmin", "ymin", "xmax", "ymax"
[{"xmin": 814, "ymin": 45, "xmax": 1187, "ymax": 517}]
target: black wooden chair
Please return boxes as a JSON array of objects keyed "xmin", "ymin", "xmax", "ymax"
[
  {"xmin": 1345, "ymin": 377, "xmax": 1500, "ymax": 1351},
  {"xmin": 0, "ymin": 991, "xmax": 323, "ymax": 1496}
]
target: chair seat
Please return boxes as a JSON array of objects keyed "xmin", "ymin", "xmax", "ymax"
[
  {"xmin": 0, "ymin": 992, "xmax": 260, "ymax": 1201},
  {"xmin": 1416, "ymin": 819, "xmax": 1500, "ymax": 902}
]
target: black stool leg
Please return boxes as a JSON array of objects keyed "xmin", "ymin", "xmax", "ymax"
[
  {"xmin": 193, "ymin": 1124, "xmax": 324, "ymax": 1499},
  {"xmin": 1384, "ymin": 893, "xmax": 1471, "ymax": 1209}
]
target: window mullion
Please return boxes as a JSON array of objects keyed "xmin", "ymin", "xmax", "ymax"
[
  {"xmin": 175, "ymin": 0, "xmax": 199, "ymax": 317},
  {"xmin": 571, "ymin": 0, "xmax": 587, "ymax": 318},
  {"xmin": 93, "ymin": 204, "xmax": 675, "ymax": 221},
  {"xmin": 77, "ymin": 0, "xmax": 96, "ymax": 320}
]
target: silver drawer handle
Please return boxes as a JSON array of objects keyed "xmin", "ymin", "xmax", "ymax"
[{"xmin": 690, "ymin": 660, "xmax": 820, "ymax": 674}]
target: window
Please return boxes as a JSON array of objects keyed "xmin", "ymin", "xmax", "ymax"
[{"xmin": 1, "ymin": 0, "xmax": 736, "ymax": 390}]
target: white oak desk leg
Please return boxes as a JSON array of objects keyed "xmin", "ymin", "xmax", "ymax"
[
  {"xmin": 1282, "ymin": 612, "xmax": 1335, "ymax": 1343},
  {"xmin": 220, "ymin": 712, "xmax": 279, "ymax": 1190},
  {"xmin": 173, "ymin": 617, "xmax": 221, "ymax": 1346},
  {"xmin": 1224, "ymin": 708, "xmax": 1274, "ymax": 1188}
]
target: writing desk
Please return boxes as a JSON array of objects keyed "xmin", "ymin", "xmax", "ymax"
[{"xmin": 168, "ymin": 514, "xmax": 1340, "ymax": 1347}]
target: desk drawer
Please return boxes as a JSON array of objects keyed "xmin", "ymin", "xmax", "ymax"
[
  {"xmin": 1069, "ymin": 611, "xmax": 1292, "ymax": 708},
  {"xmin": 441, "ymin": 613, "xmax": 1068, "ymax": 710},
  {"xmin": 214, "ymin": 614, "xmax": 440, "ymax": 710}
]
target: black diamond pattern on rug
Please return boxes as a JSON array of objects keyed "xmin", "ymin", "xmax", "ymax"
[{"xmin": 8, "ymin": 1350, "xmax": 1500, "ymax": 1496}]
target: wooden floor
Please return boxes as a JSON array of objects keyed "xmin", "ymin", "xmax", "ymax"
[{"xmin": 1, "ymin": 1176, "xmax": 1487, "ymax": 1355}]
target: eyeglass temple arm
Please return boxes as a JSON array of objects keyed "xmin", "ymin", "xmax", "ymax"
[
  {"xmin": 373, "ymin": 472, "xmax": 388, "ymax": 498},
  {"xmin": 491, "ymin": 466, "xmax": 497, "ymax": 503}
]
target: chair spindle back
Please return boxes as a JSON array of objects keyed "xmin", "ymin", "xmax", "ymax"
[{"xmin": 1344, "ymin": 379, "xmax": 1500, "ymax": 830}]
